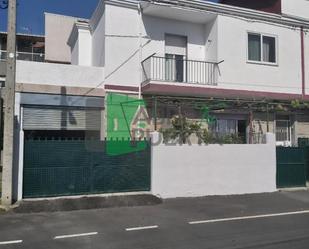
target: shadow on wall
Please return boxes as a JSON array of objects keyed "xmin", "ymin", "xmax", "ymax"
[{"xmin": 60, "ymin": 86, "xmax": 77, "ymax": 130}]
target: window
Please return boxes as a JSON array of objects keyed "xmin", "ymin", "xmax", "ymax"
[
  {"xmin": 276, "ymin": 115, "xmax": 292, "ymax": 146},
  {"xmin": 212, "ymin": 119, "xmax": 237, "ymax": 135},
  {"xmin": 248, "ymin": 33, "xmax": 277, "ymax": 64}
]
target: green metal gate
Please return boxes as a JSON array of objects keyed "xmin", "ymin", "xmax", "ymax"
[
  {"xmin": 298, "ymin": 138, "xmax": 309, "ymax": 182},
  {"xmin": 23, "ymin": 139, "xmax": 151, "ymax": 198},
  {"xmin": 276, "ymin": 147, "xmax": 307, "ymax": 188}
]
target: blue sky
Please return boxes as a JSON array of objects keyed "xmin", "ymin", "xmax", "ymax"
[
  {"xmin": 0, "ymin": 0, "xmax": 99, "ymax": 34},
  {"xmin": 0, "ymin": 0, "xmax": 219, "ymax": 35}
]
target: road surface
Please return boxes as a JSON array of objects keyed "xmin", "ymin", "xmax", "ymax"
[{"xmin": 1, "ymin": 190, "xmax": 309, "ymax": 249}]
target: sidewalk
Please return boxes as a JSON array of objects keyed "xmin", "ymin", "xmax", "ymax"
[
  {"xmin": 7, "ymin": 194, "xmax": 162, "ymax": 214},
  {"xmin": 1, "ymin": 190, "xmax": 309, "ymax": 215}
]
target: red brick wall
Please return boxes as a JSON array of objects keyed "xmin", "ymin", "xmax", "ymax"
[{"xmin": 219, "ymin": 0, "xmax": 281, "ymax": 14}]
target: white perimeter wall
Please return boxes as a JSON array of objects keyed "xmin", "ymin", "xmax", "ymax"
[{"xmin": 152, "ymin": 133, "xmax": 277, "ymax": 198}]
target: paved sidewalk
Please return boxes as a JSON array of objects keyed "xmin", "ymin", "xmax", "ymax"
[{"xmin": 10, "ymin": 194, "xmax": 162, "ymax": 213}]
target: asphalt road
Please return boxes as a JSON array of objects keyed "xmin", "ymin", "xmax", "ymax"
[{"xmin": 1, "ymin": 190, "xmax": 309, "ymax": 249}]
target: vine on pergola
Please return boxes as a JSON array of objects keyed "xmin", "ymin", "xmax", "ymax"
[{"xmin": 145, "ymin": 96, "xmax": 309, "ymax": 116}]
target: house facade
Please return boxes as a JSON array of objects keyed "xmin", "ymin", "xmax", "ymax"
[
  {"xmin": 2, "ymin": 0, "xmax": 309, "ymax": 201},
  {"xmin": 66, "ymin": 0, "xmax": 309, "ymax": 146}
]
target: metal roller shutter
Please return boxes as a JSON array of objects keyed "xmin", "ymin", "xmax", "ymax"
[{"xmin": 23, "ymin": 106, "xmax": 102, "ymax": 131}]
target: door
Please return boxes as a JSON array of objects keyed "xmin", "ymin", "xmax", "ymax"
[
  {"xmin": 165, "ymin": 34, "xmax": 187, "ymax": 83},
  {"xmin": 165, "ymin": 54, "xmax": 184, "ymax": 82},
  {"xmin": 276, "ymin": 118, "xmax": 292, "ymax": 146},
  {"xmin": 276, "ymin": 147, "xmax": 307, "ymax": 188}
]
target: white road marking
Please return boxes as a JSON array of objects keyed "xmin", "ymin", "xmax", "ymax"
[
  {"xmin": 189, "ymin": 210, "xmax": 309, "ymax": 225},
  {"xmin": 0, "ymin": 240, "xmax": 23, "ymax": 245},
  {"xmin": 126, "ymin": 225, "xmax": 159, "ymax": 231},
  {"xmin": 54, "ymin": 232, "xmax": 98, "ymax": 240}
]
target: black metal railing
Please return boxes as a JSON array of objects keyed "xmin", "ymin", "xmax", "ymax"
[
  {"xmin": 0, "ymin": 50, "xmax": 45, "ymax": 62},
  {"xmin": 142, "ymin": 55, "xmax": 219, "ymax": 85}
]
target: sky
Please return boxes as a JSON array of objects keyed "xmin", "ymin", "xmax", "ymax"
[
  {"xmin": 0, "ymin": 0, "xmax": 100, "ymax": 35},
  {"xmin": 0, "ymin": 0, "xmax": 219, "ymax": 35}
]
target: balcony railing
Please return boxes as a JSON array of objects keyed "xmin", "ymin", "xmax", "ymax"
[
  {"xmin": 0, "ymin": 50, "xmax": 45, "ymax": 62},
  {"xmin": 142, "ymin": 55, "xmax": 219, "ymax": 85}
]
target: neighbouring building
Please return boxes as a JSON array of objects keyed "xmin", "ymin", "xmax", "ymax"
[{"xmin": 1, "ymin": 0, "xmax": 309, "ymax": 200}]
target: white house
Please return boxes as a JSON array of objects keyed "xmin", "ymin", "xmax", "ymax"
[
  {"xmin": 65, "ymin": 0, "xmax": 309, "ymax": 146},
  {"xmin": 2, "ymin": 0, "xmax": 309, "ymax": 201}
]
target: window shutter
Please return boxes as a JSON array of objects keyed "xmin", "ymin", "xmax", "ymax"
[
  {"xmin": 165, "ymin": 34, "xmax": 187, "ymax": 55},
  {"xmin": 23, "ymin": 107, "xmax": 102, "ymax": 131}
]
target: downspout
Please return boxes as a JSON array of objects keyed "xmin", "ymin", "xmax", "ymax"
[
  {"xmin": 137, "ymin": 1, "xmax": 143, "ymax": 139},
  {"xmin": 301, "ymin": 26, "xmax": 306, "ymax": 98},
  {"xmin": 138, "ymin": 2, "xmax": 143, "ymax": 100}
]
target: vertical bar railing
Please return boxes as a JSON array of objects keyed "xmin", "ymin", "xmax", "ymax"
[
  {"xmin": 0, "ymin": 50, "xmax": 45, "ymax": 62},
  {"xmin": 142, "ymin": 55, "xmax": 218, "ymax": 85}
]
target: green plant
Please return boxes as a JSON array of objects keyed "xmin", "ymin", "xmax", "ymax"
[
  {"xmin": 201, "ymin": 129, "xmax": 216, "ymax": 144},
  {"xmin": 161, "ymin": 115, "xmax": 202, "ymax": 144},
  {"xmin": 291, "ymin": 99, "xmax": 301, "ymax": 109},
  {"xmin": 201, "ymin": 130, "xmax": 244, "ymax": 145}
]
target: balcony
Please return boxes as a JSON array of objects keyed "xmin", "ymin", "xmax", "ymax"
[
  {"xmin": 0, "ymin": 50, "xmax": 45, "ymax": 62},
  {"xmin": 142, "ymin": 55, "xmax": 219, "ymax": 86}
]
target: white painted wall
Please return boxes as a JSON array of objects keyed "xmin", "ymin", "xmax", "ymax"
[
  {"xmin": 103, "ymin": 4, "xmax": 139, "ymax": 86},
  {"xmin": 16, "ymin": 61, "xmax": 104, "ymax": 88},
  {"xmin": 90, "ymin": 0, "xmax": 105, "ymax": 67},
  {"xmin": 45, "ymin": 13, "xmax": 84, "ymax": 63},
  {"xmin": 102, "ymin": 4, "xmax": 211, "ymax": 86},
  {"xmin": 305, "ymin": 31, "xmax": 309, "ymax": 95},
  {"xmin": 78, "ymin": 28, "xmax": 92, "ymax": 66},
  {"xmin": 69, "ymin": 23, "xmax": 93, "ymax": 66},
  {"xmin": 93, "ymin": 2, "xmax": 304, "ymax": 95},
  {"xmin": 282, "ymin": 0, "xmax": 309, "ymax": 20},
  {"xmin": 44, "ymin": 1, "xmax": 306, "ymax": 95},
  {"xmin": 205, "ymin": 18, "xmax": 218, "ymax": 63},
  {"xmin": 151, "ymin": 133, "xmax": 277, "ymax": 198},
  {"xmin": 71, "ymin": 39, "xmax": 79, "ymax": 65},
  {"xmin": 216, "ymin": 15, "xmax": 303, "ymax": 94}
]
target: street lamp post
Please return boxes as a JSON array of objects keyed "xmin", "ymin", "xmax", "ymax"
[{"xmin": 1, "ymin": 0, "xmax": 17, "ymax": 206}]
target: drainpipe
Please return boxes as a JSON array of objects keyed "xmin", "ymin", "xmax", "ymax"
[
  {"xmin": 138, "ymin": 2, "xmax": 143, "ymax": 100},
  {"xmin": 301, "ymin": 26, "xmax": 306, "ymax": 98},
  {"xmin": 137, "ymin": 2, "xmax": 143, "ymax": 139}
]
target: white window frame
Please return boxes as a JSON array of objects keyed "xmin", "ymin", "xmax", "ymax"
[
  {"xmin": 275, "ymin": 118, "xmax": 292, "ymax": 147},
  {"xmin": 247, "ymin": 32, "xmax": 278, "ymax": 66}
]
